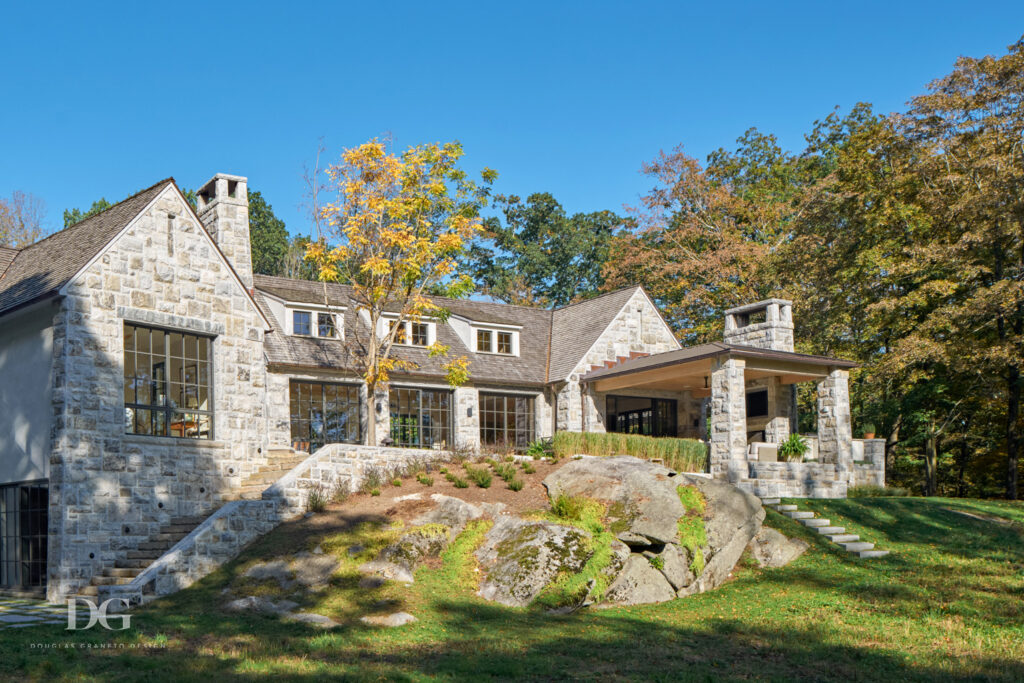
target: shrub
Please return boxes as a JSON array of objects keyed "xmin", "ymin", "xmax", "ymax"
[
  {"xmin": 526, "ymin": 439, "xmax": 553, "ymax": 459},
  {"xmin": 307, "ymin": 482, "xmax": 330, "ymax": 514},
  {"xmin": 494, "ymin": 462, "xmax": 517, "ymax": 482},
  {"xmin": 391, "ymin": 478, "xmax": 402, "ymax": 487},
  {"xmin": 452, "ymin": 476, "xmax": 469, "ymax": 489},
  {"xmin": 370, "ymin": 487, "xmax": 381, "ymax": 497},
  {"xmin": 849, "ymin": 485, "xmax": 910, "ymax": 498},
  {"xmin": 464, "ymin": 465, "xmax": 492, "ymax": 488},
  {"xmin": 777, "ymin": 434, "xmax": 809, "ymax": 462},
  {"xmin": 417, "ymin": 473, "xmax": 435, "ymax": 487},
  {"xmin": 551, "ymin": 432, "xmax": 706, "ymax": 472},
  {"xmin": 508, "ymin": 477, "xmax": 525, "ymax": 492},
  {"xmin": 521, "ymin": 461, "xmax": 536, "ymax": 475}
]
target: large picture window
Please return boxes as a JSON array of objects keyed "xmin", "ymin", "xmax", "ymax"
[
  {"xmin": 479, "ymin": 393, "xmax": 535, "ymax": 450},
  {"xmin": 390, "ymin": 387, "xmax": 452, "ymax": 449},
  {"xmin": 124, "ymin": 324, "xmax": 213, "ymax": 439},
  {"xmin": 289, "ymin": 381, "xmax": 361, "ymax": 452},
  {"xmin": 0, "ymin": 481, "xmax": 48, "ymax": 592},
  {"xmin": 606, "ymin": 396, "xmax": 677, "ymax": 438}
]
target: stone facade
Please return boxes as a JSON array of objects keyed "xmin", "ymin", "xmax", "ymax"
[
  {"xmin": 709, "ymin": 357, "xmax": 747, "ymax": 482},
  {"xmin": 46, "ymin": 184, "xmax": 270, "ymax": 601},
  {"xmin": 817, "ymin": 368, "xmax": 853, "ymax": 477},
  {"xmin": 196, "ymin": 174, "xmax": 253, "ymax": 288},
  {"xmin": 723, "ymin": 299, "xmax": 794, "ymax": 352},
  {"xmin": 563, "ymin": 289, "xmax": 680, "ymax": 433}
]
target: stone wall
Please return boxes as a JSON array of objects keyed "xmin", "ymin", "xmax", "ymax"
[
  {"xmin": 559, "ymin": 289, "xmax": 679, "ymax": 432},
  {"xmin": 709, "ymin": 356, "xmax": 747, "ymax": 482},
  {"xmin": 852, "ymin": 438, "xmax": 886, "ymax": 487},
  {"xmin": 723, "ymin": 300, "xmax": 794, "ymax": 352},
  {"xmin": 740, "ymin": 462, "xmax": 848, "ymax": 499},
  {"xmin": 46, "ymin": 185, "xmax": 270, "ymax": 602}
]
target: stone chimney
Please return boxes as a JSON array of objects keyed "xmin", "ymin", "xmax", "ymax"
[
  {"xmin": 723, "ymin": 299, "xmax": 794, "ymax": 352},
  {"xmin": 196, "ymin": 173, "xmax": 252, "ymax": 287}
]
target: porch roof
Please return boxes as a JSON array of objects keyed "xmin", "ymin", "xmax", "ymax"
[{"xmin": 580, "ymin": 342, "xmax": 857, "ymax": 396}]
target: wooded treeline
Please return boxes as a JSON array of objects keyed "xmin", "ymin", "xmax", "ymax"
[{"xmin": 469, "ymin": 39, "xmax": 1024, "ymax": 499}]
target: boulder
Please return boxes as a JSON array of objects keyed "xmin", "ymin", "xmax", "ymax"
[
  {"xmin": 747, "ymin": 527, "xmax": 809, "ymax": 568},
  {"xmin": 283, "ymin": 612, "xmax": 339, "ymax": 628},
  {"xmin": 603, "ymin": 554, "xmax": 677, "ymax": 605},
  {"xmin": 648, "ymin": 543, "xmax": 695, "ymax": 591},
  {"xmin": 360, "ymin": 612, "xmax": 418, "ymax": 627},
  {"xmin": 243, "ymin": 559, "xmax": 294, "ymax": 589},
  {"xmin": 224, "ymin": 596, "xmax": 297, "ymax": 614},
  {"xmin": 291, "ymin": 551, "xmax": 340, "ymax": 588},
  {"xmin": 360, "ymin": 524, "xmax": 452, "ymax": 585},
  {"xmin": 412, "ymin": 495, "xmax": 483, "ymax": 532},
  {"xmin": 543, "ymin": 456, "xmax": 685, "ymax": 545},
  {"xmin": 476, "ymin": 515, "xmax": 592, "ymax": 607},
  {"xmin": 357, "ymin": 560, "xmax": 414, "ymax": 584},
  {"xmin": 675, "ymin": 474, "xmax": 764, "ymax": 596}
]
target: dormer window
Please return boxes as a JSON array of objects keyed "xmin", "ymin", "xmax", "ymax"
[
  {"xmin": 411, "ymin": 322, "xmax": 429, "ymax": 347},
  {"xmin": 293, "ymin": 311, "xmax": 312, "ymax": 336},
  {"xmin": 382, "ymin": 318, "xmax": 435, "ymax": 347},
  {"xmin": 317, "ymin": 312, "xmax": 337, "ymax": 338},
  {"xmin": 474, "ymin": 328, "xmax": 518, "ymax": 356}
]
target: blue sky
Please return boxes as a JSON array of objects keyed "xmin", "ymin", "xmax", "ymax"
[{"xmin": 2, "ymin": 2, "xmax": 1022, "ymax": 237}]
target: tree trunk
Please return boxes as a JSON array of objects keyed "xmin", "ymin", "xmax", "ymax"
[
  {"xmin": 1008, "ymin": 365, "xmax": 1020, "ymax": 500},
  {"xmin": 957, "ymin": 437, "xmax": 969, "ymax": 498},
  {"xmin": 924, "ymin": 427, "xmax": 938, "ymax": 497}
]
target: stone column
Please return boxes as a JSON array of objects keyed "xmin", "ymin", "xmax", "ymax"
[
  {"xmin": 453, "ymin": 385, "xmax": 480, "ymax": 451},
  {"xmin": 556, "ymin": 380, "xmax": 583, "ymax": 432},
  {"xmin": 709, "ymin": 356, "xmax": 748, "ymax": 482},
  {"xmin": 764, "ymin": 377, "xmax": 792, "ymax": 444},
  {"xmin": 581, "ymin": 386, "xmax": 607, "ymax": 433},
  {"xmin": 817, "ymin": 368, "xmax": 853, "ymax": 479},
  {"xmin": 362, "ymin": 384, "xmax": 391, "ymax": 446}
]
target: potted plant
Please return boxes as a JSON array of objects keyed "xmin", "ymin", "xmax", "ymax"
[
  {"xmin": 777, "ymin": 433, "xmax": 809, "ymax": 462},
  {"xmin": 862, "ymin": 423, "xmax": 876, "ymax": 439}
]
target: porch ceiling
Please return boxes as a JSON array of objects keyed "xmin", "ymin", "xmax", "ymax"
[{"xmin": 581, "ymin": 342, "xmax": 856, "ymax": 396}]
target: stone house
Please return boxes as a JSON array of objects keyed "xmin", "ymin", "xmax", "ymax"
[{"xmin": 0, "ymin": 174, "xmax": 876, "ymax": 601}]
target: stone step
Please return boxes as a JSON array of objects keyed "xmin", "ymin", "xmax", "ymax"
[
  {"xmin": 859, "ymin": 550, "xmax": 890, "ymax": 559},
  {"xmin": 103, "ymin": 568, "xmax": 142, "ymax": 578},
  {"xmin": 115, "ymin": 558, "xmax": 150, "ymax": 569},
  {"xmin": 137, "ymin": 541, "xmax": 172, "ymax": 552},
  {"xmin": 773, "ymin": 504, "xmax": 798, "ymax": 511},
  {"xmin": 759, "ymin": 498, "xmax": 781, "ymax": 506},
  {"xmin": 258, "ymin": 458, "xmax": 307, "ymax": 472},
  {"xmin": 91, "ymin": 575, "xmax": 134, "ymax": 586},
  {"xmin": 816, "ymin": 526, "xmax": 846, "ymax": 535},
  {"xmin": 77, "ymin": 586, "xmax": 99, "ymax": 596},
  {"xmin": 126, "ymin": 550, "xmax": 163, "ymax": 560},
  {"xmin": 801, "ymin": 518, "xmax": 831, "ymax": 527},
  {"xmin": 840, "ymin": 541, "xmax": 875, "ymax": 552},
  {"xmin": 826, "ymin": 534, "xmax": 860, "ymax": 543},
  {"xmin": 784, "ymin": 511, "xmax": 815, "ymax": 520}
]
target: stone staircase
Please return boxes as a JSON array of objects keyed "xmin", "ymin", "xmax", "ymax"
[
  {"xmin": 74, "ymin": 515, "xmax": 210, "ymax": 599},
  {"xmin": 760, "ymin": 498, "xmax": 890, "ymax": 558},
  {"xmin": 229, "ymin": 447, "xmax": 309, "ymax": 501}
]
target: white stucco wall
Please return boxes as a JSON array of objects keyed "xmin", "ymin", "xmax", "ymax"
[{"xmin": 0, "ymin": 301, "xmax": 56, "ymax": 485}]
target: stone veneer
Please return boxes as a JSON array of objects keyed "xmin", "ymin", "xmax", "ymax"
[{"xmin": 46, "ymin": 185, "xmax": 270, "ymax": 602}]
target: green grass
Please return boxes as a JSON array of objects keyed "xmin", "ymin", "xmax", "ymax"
[
  {"xmin": 4, "ymin": 497, "xmax": 1024, "ymax": 681},
  {"xmin": 551, "ymin": 431, "xmax": 707, "ymax": 472},
  {"xmin": 676, "ymin": 485, "xmax": 707, "ymax": 573}
]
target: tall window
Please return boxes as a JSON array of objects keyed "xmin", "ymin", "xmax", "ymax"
[
  {"xmin": 479, "ymin": 393, "xmax": 535, "ymax": 450},
  {"xmin": 390, "ymin": 388, "xmax": 451, "ymax": 448},
  {"xmin": 476, "ymin": 330, "xmax": 492, "ymax": 352},
  {"xmin": 289, "ymin": 381, "xmax": 361, "ymax": 452},
  {"xmin": 605, "ymin": 396, "xmax": 677, "ymax": 437},
  {"xmin": 124, "ymin": 324, "xmax": 213, "ymax": 439},
  {"xmin": 0, "ymin": 482, "xmax": 47, "ymax": 591},
  {"xmin": 293, "ymin": 310, "xmax": 312, "ymax": 336}
]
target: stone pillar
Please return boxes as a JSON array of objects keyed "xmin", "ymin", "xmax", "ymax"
[
  {"xmin": 556, "ymin": 380, "xmax": 583, "ymax": 432},
  {"xmin": 709, "ymin": 356, "xmax": 748, "ymax": 482},
  {"xmin": 453, "ymin": 385, "xmax": 480, "ymax": 451},
  {"xmin": 817, "ymin": 368, "xmax": 853, "ymax": 478},
  {"xmin": 361, "ymin": 385, "xmax": 391, "ymax": 446},
  {"xmin": 581, "ymin": 386, "xmax": 607, "ymax": 433},
  {"xmin": 764, "ymin": 377, "xmax": 792, "ymax": 444}
]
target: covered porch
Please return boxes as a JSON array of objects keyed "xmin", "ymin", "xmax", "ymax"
[{"xmin": 580, "ymin": 342, "xmax": 882, "ymax": 498}]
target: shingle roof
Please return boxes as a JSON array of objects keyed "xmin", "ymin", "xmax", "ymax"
[
  {"xmin": 0, "ymin": 179, "xmax": 172, "ymax": 317},
  {"xmin": 0, "ymin": 247, "xmax": 18, "ymax": 279},
  {"xmin": 547, "ymin": 287, "xmax": 643, "ymax": 382},
  {"xmin": 254, "ymin": 277, "xmax": 554, "ymax": 386}
]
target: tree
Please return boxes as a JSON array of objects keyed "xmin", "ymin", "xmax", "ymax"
[
  {"xmin": 0, "ymin": 191, "xmax": 47, "ymax": 247},
  {"xmin": 304, "ymin": 139, "xmax": 496, "ymax": 442},
  {"xmin": 466, "ymin": 193, "xmax": 620, "ymax": 307},
  {"xmin": 248, "ymin": 190, "xmax": 289, "ymax": 275},
  {"xmin": 282, "ymin": 235, "xmax": 318, "ymax": 280},
  {"xmin": 63, "ymin": 198, "xmax": 112, "ymax": 228}
]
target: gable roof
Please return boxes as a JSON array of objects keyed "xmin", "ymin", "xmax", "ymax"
[
  {"xmin": 547, "ymin": 287, "xmax": 644, "ymax": 382},
  {"xmin": 0, "ymin": 179, "xmax": 171, "ymax": 317},
  {"xmin": 0, "ymin": 247, "xmax": 18, "ymax": 279}
]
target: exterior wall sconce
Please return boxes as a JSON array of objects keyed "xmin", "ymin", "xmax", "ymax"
[{"xmin": 467, "ymin": 406, "xmax": 474, "ymax": 418}]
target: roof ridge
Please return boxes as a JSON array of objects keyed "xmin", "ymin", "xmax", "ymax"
[
  {"xmin": 552, "ymin": 285, "xmax": 640, "ymax": 312},
  {"xmin": 17, "ymin": 177, "xmax": 175, "ymax": 253}
]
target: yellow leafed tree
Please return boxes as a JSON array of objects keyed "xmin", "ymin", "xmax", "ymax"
[{"xmin": 305, "ymin": 139, "xmax": 497, "ymax": 443}]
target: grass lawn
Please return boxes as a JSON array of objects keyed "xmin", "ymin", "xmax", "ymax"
[{"xmin": 3, "ymin": 495, "xmax": 1023, "ymax": 681}]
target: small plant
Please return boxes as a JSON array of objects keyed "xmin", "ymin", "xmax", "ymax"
[
  {"xmin": 391, "ymin": 478, "xmax": 402, "ymax": 487},
  {"xmin": 521, "ymin": 461, "xmax": 536, "ymax": 475},
  {"xmin": 551, "ymin": 493, "xmax": 587, "ymax": 521},
  {"xmin": 445, "ymin": 472, "xmax": 456, "ymax": 482},
  {"xmin": 464, "ymin": 465, "xmax": 492, "ymax": 488},
  {"xmin": 361, "ymin": 470, "xmax": 383, "ymax": 494},
  {"xmin": 508, "ymin": 477, "xmax": 524, "ymax": 492},
  {"xmin": 777, "ymin": 433, "xmax": 809, "ymax": 462},
  {"xmin": 526, "ymin": 439, "xmax": 553, "ymax": 459},
  {"xmin": 417, "ymin": 473, "xmax": 435, "ymax": 487},
  {"xmin": 370, "ymin": 487, "xmax": 381, "ymax": 497},
  {"xmin": 307, "ymin": 482, "xmax": 330, "ymax": 514},
  {"xmin": 648, "ymin": 555, "xmax": 664, "ymax": 570},
  {"xmin": 439, "ymin": 466, "xmax": 449, "ymax": 475},
  {"xmin": 452, "ymin": 476, "xmax": 469, "ymax": 489},
  {"xmin": 494, "ymin": 462, "xmax": 517, "ymax": 482},
  {"xmin": 862, "ymin": 423, "xmax": 877, "ymax": 438}
]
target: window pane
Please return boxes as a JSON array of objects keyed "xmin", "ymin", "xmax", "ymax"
[
  {"xmin": 411, "ymin": 323, "xmax": 428, "ymax": 347},
  {"xmin": 293, "ymin": 311, "xmax": 311, "ymax": 335},
  {"xmin": 497, "ymin": 332, "xmax": 512, "ymax": 354},
  {"xmin": 477, "ymin": 330, "xmax": 492, "ymax": 352},
  {"xmin": 318, "ymin": 313, "xmax": 337, "ymax": 338}
]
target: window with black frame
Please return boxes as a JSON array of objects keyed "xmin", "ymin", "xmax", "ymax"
[
  {"xmin": 0, "ymin": 482, "xmax": 48, "ymax": 591},
  {"xmin": 389, "ymin": 387, "xmax": 452, "ymax": 448},
  {"xmin": 606, "ymin": 396, "xmax": 677, "ymax": 437},
  {"xmin": 124, "ymin": 324, "xmax": 213, "ymax": 439},
  {"xmin": 289, "ymin": 381, "xmax": 361, "ymax": 452},
  {"xmin": 479, "ymin": 393, "xmax": 535, "ymax": 450}
]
